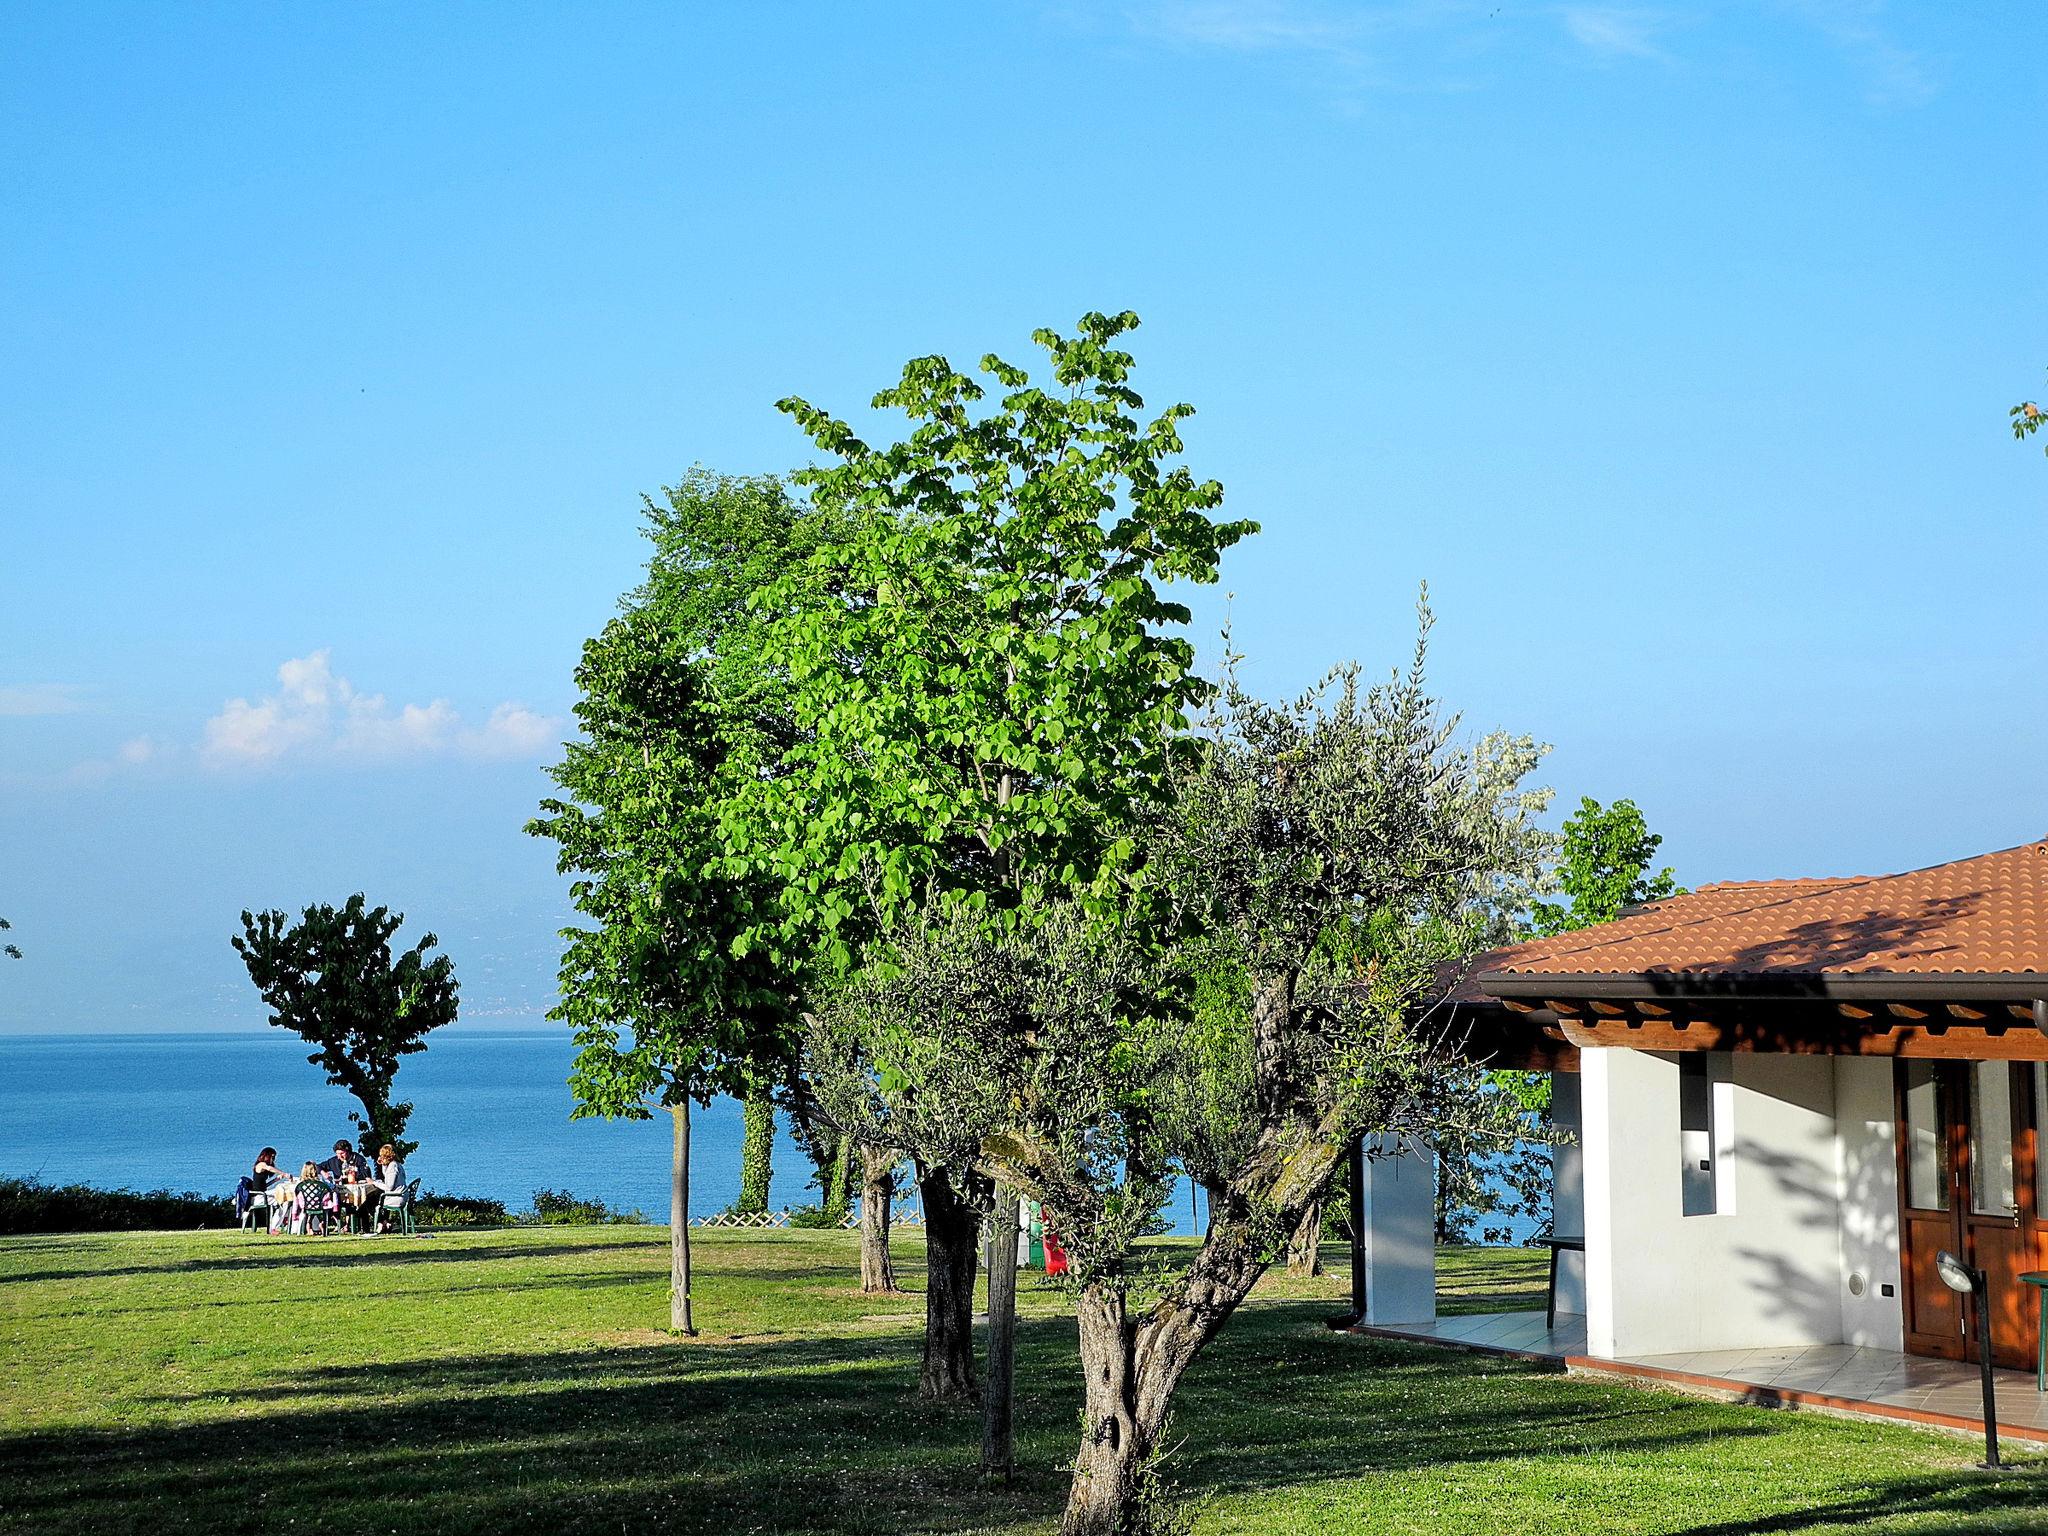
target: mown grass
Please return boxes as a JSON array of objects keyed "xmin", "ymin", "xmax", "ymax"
[{"xmin": 3, "ymin": 1227, "xmax": 2046, "ymax": 1534}]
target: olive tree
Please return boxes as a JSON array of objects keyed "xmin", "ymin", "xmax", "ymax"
[{"xmin": 967, "ymin": 630, "xmax": 1551, "ymax": 1534}]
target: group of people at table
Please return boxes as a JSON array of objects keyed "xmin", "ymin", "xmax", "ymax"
[{"xmin": 234, "ymin": 1139, "xmax": 410, "ymax": 1234}]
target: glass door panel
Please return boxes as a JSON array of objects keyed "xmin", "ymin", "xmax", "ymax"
[
  {"xmin": 1904, "ymin": 1060, "xmax": 1949, "ymax": 1210},
  {"xmin": 1970, "ymin": 1061, "xmax": 2018, "ymax": 1217}
]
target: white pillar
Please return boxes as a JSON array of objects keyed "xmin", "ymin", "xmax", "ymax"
[{"xmin": 1360, "ymin": 1134, "xmax": 1437, "ymax": 1325}]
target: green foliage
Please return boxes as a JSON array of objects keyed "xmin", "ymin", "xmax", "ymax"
[
  {"xmin": 726, "ymin": 310, "xmax": 1256, "ymax": 969},
  {"xmin": 530, "ymin": 1188, "xmax": 646, "ymax": 1225},
  {"xmin": 413, "ymin": 1191, "xmax": 514, "ymax": 1228},
  {"xmin": 736, "ymin": 1079, "xmax": 775, "ymax": 1215},
  {"xmin": 0, "ymin": 1176, "xmax": 233, "ymax": 1233},
  {"xmin": 529, "ymin": 471, "xmax": 814, "ymax": 1119},
  {"xmin": 784, "ymin": 1203, "xmax": 846, "ymax": 1230},
  {"xmin": 231, "ymin": 893, "xmax": 458, "ymax": 1159},
  {"xmin": 1, "ymin": 916, "xmax": 19, "ymax": 961},
  {"xmin": 2013, "ymin": 385, "xmax": 2044, "ymax": 457},
  {"xmin": 1527, "ymin": 795, "xmax": 1680, "ymax": 936}
]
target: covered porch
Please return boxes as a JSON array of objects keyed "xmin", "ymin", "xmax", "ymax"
[{"xmin": 1354, "ymin": 1307, "xmax": 2048, "ymax": 1446}]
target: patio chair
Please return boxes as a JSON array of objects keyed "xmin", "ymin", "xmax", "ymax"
[
  {"xmin": 299, "ymin": 1177, "xmax": 345, "ymax": 1237},
  {"xmin": 377, "ymin": 1177, "xmax": 421, "ymax": 1236},
  {"xmin": 240, "ymin": 1187, "xmax": 273, "ymax": 1234}
]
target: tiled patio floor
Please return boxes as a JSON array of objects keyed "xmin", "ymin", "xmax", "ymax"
[{"xmin": 1357, "ymin": 1309, "xmax": 2048, "ymax": 1444}]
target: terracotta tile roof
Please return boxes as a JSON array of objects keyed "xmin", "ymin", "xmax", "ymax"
[{"xmin": 1473, "ymin": 840, "xmax": 2048, "ymax": 994}]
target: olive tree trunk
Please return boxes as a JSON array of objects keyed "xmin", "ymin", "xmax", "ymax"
[
  {"xmin": 859, "ymin": 1143, "xmax": 898, "ymax": 1294},
  {"xmin": 1058, "ymin": 1112, "xmax": 1352, "ymax": 1534},
  {"xmin": 1286, "ymin": 1199, "xmax": 1322, "ymax": 1278},
  {"xmin": 918, "ymin": 1165, "xmax": 981, "ymax": 1404},
  {"xmin": 669, "ymin": 1101, "xmax": 695, "ymax": 1335}
]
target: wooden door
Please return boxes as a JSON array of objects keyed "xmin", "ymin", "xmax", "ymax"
[
  {"xmin": 1898, "ymin": 1061, "xmax": 1966, "ymax": 1359},
  {"xmin": 1897, "ymin": 1060, "xmax": 2045, "ymax": 1370}
]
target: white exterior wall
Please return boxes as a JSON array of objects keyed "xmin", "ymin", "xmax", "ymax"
[
  {"xmin": 1360, "ymin": 1135, "xmax": 1437, "ymax": 1325},
  {"xmin": 1582, "ymin": 1047, "xmax": 1847, "ymax": 1358},
  {"xmin": 1832, "ymin": 1055, "xmax": 1905, "ymax": 1350}
]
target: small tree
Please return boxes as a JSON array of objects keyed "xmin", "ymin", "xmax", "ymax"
[
  {"xmin": 233, "ymin": 894, "xmax": 457, "ymax": 1159},
  {"xmin": 1528, "ymin": 795, "xmax": 1679, "ymax": 936}
]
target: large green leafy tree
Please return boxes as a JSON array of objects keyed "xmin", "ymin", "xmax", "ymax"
[
  {"xmin": 530, "ymin": 471, "xmax": 810, "ymax": 1333},
  {"xmin": 232, "ymin": 894, "xmax": 457, "ymax": 1160},
  {"xmin": 724, "ymin": 311, "xmax": 1252, "ymax": 1453}
]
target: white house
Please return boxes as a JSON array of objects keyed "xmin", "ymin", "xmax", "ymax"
[{"xmin": 1349, "ymin": 839, "xmax": 2048, "ymax": 1399}]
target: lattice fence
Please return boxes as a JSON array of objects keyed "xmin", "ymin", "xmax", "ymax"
[{"xmin": 690, "ymin": 1205, "xmax": 927, "ymax": 1231}]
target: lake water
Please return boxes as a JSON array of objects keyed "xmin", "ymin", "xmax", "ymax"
[{"xmin": 0, "ymin": 1031, "xmax": 1208, "ymax": 1231}]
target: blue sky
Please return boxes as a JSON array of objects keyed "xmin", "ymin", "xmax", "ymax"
[{"xmin": 3, "ymin": 3, "xmax": 2043, "ymax": 1033}]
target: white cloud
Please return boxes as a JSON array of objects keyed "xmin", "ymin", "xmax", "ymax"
[
  {"xmin": 200, "ymin": 651, "xmax": 557, "ymax": 770},
  {"xmin": 1772, "ymin": 0, "xmax": 1937, "ymax": 107},
  {"xmin": 1560, "ymin": 6, "xmax": 1672, "ymax": 61},
  {"xmin": 0, "ymin": 683, "xmax": 85, "ymax": 717}
]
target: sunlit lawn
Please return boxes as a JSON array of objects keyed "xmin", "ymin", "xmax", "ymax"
[{"xmin": 3, "ymin": 1226, "xmax": 2045, "ymax": 1534}]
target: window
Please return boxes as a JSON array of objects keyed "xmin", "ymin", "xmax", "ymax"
[
  {"xmin": 1679, "ymin": 1053, "xmax": 1733, "ymax": 1216},
  {"xmin": 1970, "ymin": 1061, "xmax": 2017, "ymax": 1217},
  {"xmin": 1903, "ymin": 1060, "xmax": 1948, "ymax": 1211}
]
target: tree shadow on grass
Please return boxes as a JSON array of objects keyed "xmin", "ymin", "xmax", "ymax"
[
  {"xmin": 17, "ymin": 1296, "xmax": 2035, "ymax": 1536},
  {"xmin": 0, "ymin": 1237, "xmax": 661, "ymax": 1287}
]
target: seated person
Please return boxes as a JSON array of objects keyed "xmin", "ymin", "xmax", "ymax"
[
  {"xmin": 234, "ymin": 1147, "xmax": 284, "ymax": 1221},
  {"xmin": 319, "ymin": 1140, "xmax": 378, "ymax": 1214},
  {"xmin": 273, "ymin": 1160, "xmax": 324, "ymax": 1234},
  {"xmin": 369, "ymin": 1144, "xmax": 409, "ymax": 1231}
]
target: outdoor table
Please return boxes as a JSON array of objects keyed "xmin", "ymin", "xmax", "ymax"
[
  {"xmin": 2021, "ymin": 1272, "xmax": 2048, "ymax": 1391},
  {"xmin": 1539, "ymin": 1236, "xmax": 1585, "ymax": 1331}
]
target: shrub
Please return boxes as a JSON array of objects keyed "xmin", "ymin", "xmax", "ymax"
[
  {"xmin": 0, "ymin": 1177, "xmax": 235, "ymax": 1234},
  {"xmin": 784, "ymin": 1203, "xmax": 845, "ymax": 1230},
  {"xmin": 413, "ymin": 1191, "xmax": 513, "ymax": 1228},
  {"xmin": 529, "ymin": 1188, "xmax": 644, "ymax": 1225}
]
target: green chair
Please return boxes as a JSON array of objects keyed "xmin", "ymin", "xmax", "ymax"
[
  {"xmin": 378, "ymin": 1177, "xmax": 420, "ymax": 1236},
  {"xmin": 300, "ymin": 1177, "xmax": 344, "ymax": 1237},
  {"xmin": 240, "ymin": 1187, "xmax": 273, "ymax": 1234}
]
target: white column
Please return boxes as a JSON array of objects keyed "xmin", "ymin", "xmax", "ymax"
[
  {"xmin": 1579, "ymin": 1048, "xmax": 1623, "ymax": 1358},
  {"xmin": 1360, "ymin": 1134, "xmax": 1437, "ymax": 1325}
]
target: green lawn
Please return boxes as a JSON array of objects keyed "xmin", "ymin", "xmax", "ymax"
[{"xmin": 3, "ymin": 1227, "xmax": 2046, "ymax": 1534}]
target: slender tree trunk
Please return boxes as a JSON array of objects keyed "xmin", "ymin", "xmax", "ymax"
[
  {"xmin": 1287, "ymin": 1198, "xmax": 1322, "ymax": 1278},
  {"xmin": 981, "ymin": 1183, "xmax": 1021, "ymax": 1479},
  {"xmin": 919, "ymin": 1166, "xmax": 980, "ymax": 1404},
  {"xmin": 669, "ymin": 1101, "xmax": 695, "ymax": 1335},
  {"xmin": 860, "ymin": 1143, "xmax": 898, "ymax": 1294},
  {"xmin": 737, "ymin": 1080, "xmax": 774, "ymax": 1215}
]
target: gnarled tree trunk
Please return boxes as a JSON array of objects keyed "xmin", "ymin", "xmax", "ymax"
[
  {"xmin": 1060, "ymin": 1134, "xmax": 1353, "ymax": 1534},
  {"xmin": 859, "ymin": 1143, "xmax": 898, "ymax": 1294},
  {"xmin": 1286, "ymin": 1198, "xmax": 1322, "ymax": 1278},
  {"xmin": 918, "ymin": 1165, "xmax": 981, "ymax": 1404}
]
